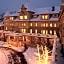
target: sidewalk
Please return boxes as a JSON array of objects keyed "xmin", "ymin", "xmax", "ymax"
[{"xmin": 56, "ymin": 42, "xmax": 64, "ymax": 64}]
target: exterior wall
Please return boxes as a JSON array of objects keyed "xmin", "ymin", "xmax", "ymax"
[{"xmin": 4, "ymin": 20, "xmax": 60, "ymax": 35}]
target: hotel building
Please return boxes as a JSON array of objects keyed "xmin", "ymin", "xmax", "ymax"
[{"xmin": 3, "ymin": 0, "xmax": 64, "ymax": 43}]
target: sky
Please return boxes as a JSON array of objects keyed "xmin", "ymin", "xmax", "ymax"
[{"xmin": 0, "ymin": 0, "xmax": 61, "ymax": 14}]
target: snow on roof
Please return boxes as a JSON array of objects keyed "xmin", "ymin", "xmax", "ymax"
[
  {"xmin": 34, "ymin": 6, "xmax": 60, "ymax": 14},
  {"xmin": 9, "ymin": 12, "xmax": 18, "ymax": 16},
  {"xmin": 3, "ymin": 11, "xmax": 10, "ymax": 17},
  {"xmin": 0, "ymin": 22, "xmax": 4, "ymax": 26},
  {"xmin": 4, "ymin": 11, "xmax": 18, "ymax": 17},
  {"xmin": 18, "ymin": 2, "xmax": 34, "ymax": 12}
]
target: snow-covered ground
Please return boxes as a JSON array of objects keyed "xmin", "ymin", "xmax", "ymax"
[{"xmin": 0, "ymin": 35, "xmax": 57, "ymax": 64}]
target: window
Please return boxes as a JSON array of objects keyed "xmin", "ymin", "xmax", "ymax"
[
  {"xmin": 35, "ymin": 29, "xmax": 37, "ymax": 33},
  {"xmin": 54, "ymin": 23, "xmax": 56, "ymax": 27},
  {"xmin": 50, "ymin": 30, "xmax": 52, "ymax": 34},
  {"xmin": 35, "ymin": 23, "xmax": 37, "ymax": 27},
  {"xmin": 45, "ymin": 15, "xmax": 48, "ymax": 19},
  {"xmin": 4, "ymin": 17, "xmax": 7, "ymax": 20},
  {"xmin": 46, "ymin": 30, "xmax": 48, "ymax": 34},
  {"xmin": 41, "ymin": 15, "xmax": 49, "ymax": 20},
  {"xmin": 10, "ymin": 17, "xmax": 14, "ymax": 20},
  {"xmin": 20, "ymin": 16, "xmax": 23, "ymax": 19},
  {"xmin": 41, "ymin": 23, "xmax": 45, "ymax": 27},
  {"xmin": 30, "ymin": 29, "xmax": 32, "ymax": 33},
  {"xmin": 24, "ymin": 23, "xmax": 26, "ymax": 26},
  {"xmin": 24, "ymin": 15, "xmax": 28, "ymax": 19},
  {"xmin": 42, "ymin": 30, "xmax": 45, "ymax": 34},
  {"xmin": 43, "ymin": 23, "xmax": 45, "ymax": 27},
  {"xmin": 5, "ymin": 27, "xmax": 8, "ymax": 30},
  {"xmin": 42, "ymin": 15, "xmax": 45, "ymax": 19},
  {"xmin": 30, "ymin": 23, "xmax": 32, "ymax": 26},
  {"xmin": 23, "ymin": 29, "xmax": 26, "ymax": 33},
  {"xmin": 46, "ymin": 23, "xmax": 48, "ymax": 27},
  {"xmin": 21, "ymin": 29, "xmax": 26, "ymax": 33},
  {"xmin": 21, "ymin": 29, "xmax": 23, "ymax": 33},
  {"xmin": 54, "ymin": 30, "xmax": 56, "ymax": 35},
  {"xmin": 50, "ymin": 23, "xmax": 52, "ymax": 27}
]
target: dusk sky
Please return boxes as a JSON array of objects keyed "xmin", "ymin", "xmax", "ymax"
[{"xmin": 0, "ymin": 0, "xmax": 61, "ymax": 14}]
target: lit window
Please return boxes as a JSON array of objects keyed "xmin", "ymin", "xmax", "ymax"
[
  {"xmin": 54, "ymin": 23, "xmax": 56, "ymax": 27},
  {"xmin": 10, "ymin": 17, "xmax": 14, "ymax": 20},
  {"xmin": 45, "ymin": 15, "xmax": 48, "ymax": 19},
  {"xmin": 54, "ymin": 30, "xmax": 56, "ymax": 35},
  {"xmin": 24, "ymin": 15, "xmax": 27, "ymax": 19},
  {"xmin": 46, "ymin": 30, "xmax": 48, "ymax": 34},
  {"xmin": 24, "ymin": 23, "xmax": 26, "ymax": 26},
  {"xmin": 20, "ymin": 16, "xmax": 23, "ymax": 19},
  {"xmin": 50, "ymin": 30, "xmax": 52, "ymax": 34},
  {"xmin": 35, "ymin": 29, "xmax": 37, "ymax": 33},
  {"xmin": 43, "ymin": 23, "xmax": 45, "ymax": 27},
  {"xmin": 30, "ymin": 23, "xmax": 32, "ymax": 26},
  {"xmin": 35, "ymin": 23, "xmax": 37, "ymax": 27},
  {"xmin": 50, "ymin": 23, "xmax": 52, "ymax": 27},
  {"xmin": 46, "ymin": 23, "xmax": 48, "ymax": 27},
  {"xmin": 5, "ymin": 27, "xmax": 8, "ymax": 30},
  {"xmin": 4, "ymin": 17, "xmax": 7, "ymax": 20},
  {"xmin": 22, "ymin": 24, "xmax": 23, "ymax": 26},
  {"xmin": 30, "ymin": 29, "xmax": 32, "ymax": 33},
  {"xmin": 24, "ymin": 29, "xmax": 26, "ymax": 33},
  {"xmin": 42, "ymin": 15, "xmax": 45, "ymax": 19},
  {"xmin": 43, "ymin": 30, "xmax": 45, "ymax": 34},
  {"xmin": 21, "ymin": 29, "xmax": 23, "ymax": 33},
  {"xmin": 42, "ymin": 15, "xmax": 49, "ymax": 20}
]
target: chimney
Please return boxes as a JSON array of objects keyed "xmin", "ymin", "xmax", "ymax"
[{"xmin": 52, "ymin": 6, "xmax": 55, "ymax": 11}]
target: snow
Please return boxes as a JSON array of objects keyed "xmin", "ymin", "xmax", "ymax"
[
  {"xmin": 3, "ymin": 11, "xmax": 11, "ymax": 17},
  {"xmin": 4, "ymin": 11, "xmax": 18, "ymax": 17},
  {"xmin": 3, "ymin": 44, "xmax": 25, "ymax": 52},
  {"xmin": 34, "ymin": 6, "xmax": 60, "ymax": 14}
]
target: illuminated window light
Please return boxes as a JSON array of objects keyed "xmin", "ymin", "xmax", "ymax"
[
  {"xmin": 4, "ymin": 17, "xmax": 7, "ymax": 20},
  {"xmin": 24, "ymin": 23, "xmax": 26, "ymax": 26},
  {"xmin": 24, "ymin": 15, "xmax": 27, "ymax": 19},
  {"xmin": 20, "ymin": 16, "xmax": 23, "ymax": 19},
  {"xmin": 35, "ymin": 29, "xmax": 37, "ymax": 33},
  {"xmin": 21, "ymin": 29, "xmax": 23, "ymax": 33},
  {"xmin": 5, "ymin": 27, "xmax": 8, "ymax": 30},
  {"xmin": 24, "ymin": 29, "xmax": 26, "ymax": 33},
  {"xmin": 46, "ymin": 23, "xmax": 48, "ymax": 27},
  {"xmin": 50, "ymin": 23, "xmax": 52, "ymax": 27},
  {"xmin": 42, "ymin": 15, "xmax": 45, "ymax": 19},
  {"xmin": 35, "ymin": 23, "xmax": 37, "ymax": 27},
  {"xmin": 30, "ymin": 29, "xmax": 32, "ymax": 33},
  {"xmin": 43, "ymin": 30, "xmax": 45, "ymax": 34},
  {"xmin": 54, "ymin": 23, "xmax": 56, "ymax": 27},
  {"xmin": 45, "ymin": 15, "xmax": 48, "ymax": 19},
  {"xmin": 43, "ymin": 23, "xmax": 45, "ymax": 27},
  {"xmin": 46, "ymin": 30, "xmax": 48, "ymax": 34},
  {"xmin": 10, "ymin": 17, "xmax": 14, "ymax": 20},
  {"xmin": 30, "ymin": 23, "xmax": 32, "ymax": 26},
  {"xmin": 50, "ymin": 30, "xmax": 52, "ymax": 34},
  {"xmin": 54, "ymin": 30, "xmax": 56, "ymax": 35}
]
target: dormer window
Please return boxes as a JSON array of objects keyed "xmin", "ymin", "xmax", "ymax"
[
  {"xmin": 41, "ymin": 15, "xmax": 49, "ymax": 20},
  {"xmin": 20, "ymin": 16, "xmax": 23, "ymax": 20},
  {"xmin": 10, "ymin": 17, "xmax": 14, "ymax": 20},
  {"xmin": 42, "ymin": 15, "xmax": 45, "ymax": 19},
  {"xmin": 19, "ymin": 15, "xmax": 28, "ymax": 20},
  {"xmin": 45, "ymin": 15, "xmax": 48, "ymax": 19},
  {"xmin": 4, "ymin": 17, "xmax": 7, "ymax": 20},
  {"xmin": 24, "ymin": 15, "xmax": 28, "ymax": 19}
]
